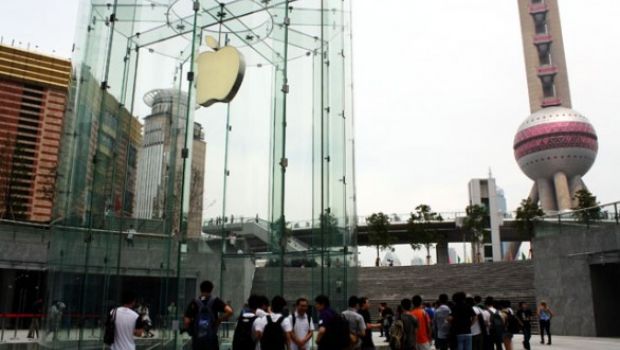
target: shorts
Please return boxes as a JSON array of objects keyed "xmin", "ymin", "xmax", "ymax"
[{"xmin": 416, "ymin": 342, "xmax": 432, "ymax": 350}]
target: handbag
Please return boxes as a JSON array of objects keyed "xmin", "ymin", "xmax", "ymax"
[{"xmin": 104, "ymin": 307, "xmax": 117, "ymax": 345}]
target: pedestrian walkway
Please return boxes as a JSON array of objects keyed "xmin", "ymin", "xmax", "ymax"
[
  {"xmin": 2, "ymin": 329, "xmax": 619, "ymax": 349},
  {"xmin": 371, "ymin": 332, "xmax": 620, "ymax": 350}
]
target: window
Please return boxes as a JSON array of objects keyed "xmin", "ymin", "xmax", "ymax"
[
  {"xmin": 539, "ymin": 52, "xmax": 551, "ymax": 65},
  {"xmin": 543, "ymin": 83, "xmax": 555, "ymax": 98},
  {"xmin": 535, "ymin": 22, "xmax": 547, "ymax": 34}
]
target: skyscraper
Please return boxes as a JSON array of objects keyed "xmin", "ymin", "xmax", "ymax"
[
  {"xmin": 135, "ymin": 89, "xmax": 205, "ymax": 237},
  {"xmin": 0, "ymin": 44, "xmax": 71, "ymax": 222},
  {"xmin": 53, "ymin": 66, "xmax": 142, "ymax": 226},
  {"xmin": 514, "ymin": 0, "xmax": 598, "ymax": 212}
]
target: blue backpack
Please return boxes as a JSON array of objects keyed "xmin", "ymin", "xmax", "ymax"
[{"xmin": 193, "ymin": 297, "xmax": 218, "ymax": 348}]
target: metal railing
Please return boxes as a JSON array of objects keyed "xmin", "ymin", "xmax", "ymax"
[{"xmin": 534, "ymin": 201, "xmax": 620, "ymax": 237}]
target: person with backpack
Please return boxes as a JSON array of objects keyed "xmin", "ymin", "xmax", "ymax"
[
  {"xmin": 499, "ymin": 301, "xmax": 518, "ymax": 350},
  {"xmin": 467, "ymin": 297, "xmax": 483, "ymax": 350},
  {"xmin": 475, "ymin": 296, "xmax": 491, "ymax": 350},
  {"xmin": 183, "ymin": 280, "xmax": 233, "ymax": 350},
  {"xmin": 342, "ymin": 296, "xmax": 366, "ymax": 350},
  {"xmin": 486, "ymin": 298, "xmax": 505, "ymax": 350},
  {"xmin": 433, "ymin": 294, "xmax": 451, "ymax": 350},
  {"xmin": 315, "ymin": 294, "xmax": 351, "ymax": 350},
  {"xmin": 286, "ymin": 297, "xmax": 314, "ymax": 350},
  {"xmin": 390, "ymin": 298, "xmax": 418, "ymax": 350},
  {"xmin": 410, "ymin": 295, "xmax": 433, "ymax": 350},
  {"xmin": 253, "ymin": 295, "xmax": 291, "ymax": 350},
  {"xmin": 232, "ymin": 294, "xmax": 261, "ymax": 350},
  {"xmin": 109, "ymin": 290, "xmax": 144, "ymax": 350}
]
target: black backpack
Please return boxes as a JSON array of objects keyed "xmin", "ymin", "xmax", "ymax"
[
  {"xmin": 490, "ymin": 311, "xmax": 505, "ymax": 342},
  {"xmin": 506, "ymin": 312, "xmax": 522, "ymax": 334},
  {"xmin": 260, "ymin": 316, "xmax": 286, "ymax": 350},
  {"xmin": 319, "ymin": 314, "xmax": 351, "ymax": 350},
  {"xmin": 232, "ymin": 314, "xmax": 257, "ymax": 350},
  {"xmin": 192, "ymin": 298, "xmax": 218, "ymax": 348},
  {"xmin": 103, "ymin": 307, "xmax": 116, "ymax": 345}
]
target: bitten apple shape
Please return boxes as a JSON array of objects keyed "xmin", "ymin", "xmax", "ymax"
[{"xmin": 195, "ymin": 36, "xmax": 245, "ymax": 107}]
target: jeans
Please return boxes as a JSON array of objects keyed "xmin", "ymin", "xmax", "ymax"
[
  {"xmin": 523, "ymin": 326, "xmax": 531, "ymax": 350},
  {"xmin": 540, "ymin": 319, "xmax": 551, "ymax": 343},
  {"xmin": 457, "ymin": 334, "xmax": 472, "ymax": 350}
]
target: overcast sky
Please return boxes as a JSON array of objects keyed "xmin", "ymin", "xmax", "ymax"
[{"xmin": 2, "ymin": 0, "xmax": 619, "ymax": 220}]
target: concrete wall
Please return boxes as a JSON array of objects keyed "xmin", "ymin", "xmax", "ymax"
[{"xmin": 533, "ymin": 221, "xmax": 620, "ymax": 336}]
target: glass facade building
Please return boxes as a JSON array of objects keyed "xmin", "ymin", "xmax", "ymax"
[{"xmin": 43, "ymin": 0, "xmax": 356, "ymax": 348}]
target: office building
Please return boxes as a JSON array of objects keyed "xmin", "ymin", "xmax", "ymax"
[{"xmin": 0, "ymin": 44, "xmax": 71, "ymax": 222}]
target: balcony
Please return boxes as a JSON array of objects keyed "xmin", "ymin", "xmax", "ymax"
[
  {"xmin": 537, "ymin": 65, "xmax": 559, "ymax": 77},
  {"xmin": 529, "ymin": 3, "xmax": 548, "ymax": 23},
  {"xmin": 529, "ymin": 3, "xmax": 548, "ymax": 15},
  {"xmin": 541, "ymin": 97, "xmax": 561, "ymax": 107},
  {"xmin": 533, "ymin": 34, "xmax": 552, "ymax": 45}
]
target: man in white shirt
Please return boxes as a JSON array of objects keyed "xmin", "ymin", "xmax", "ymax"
[
  {"xmin": 126, "ymin": 224, "xmax": 136, "ymax": 247},
  {"xmin": 470, "ymin": 296, "xmax": 483, "ymax": 350},
  {"xmin": 253, "ymin": 296, "xmax": 292, "ymax": 350},
  {"xmin": 111, "ymin": 290, "xmax": 144, "ymax": 350},
  {"xmin": 287, "ymin": 298, "xmax": 315, "ymax": 350}
]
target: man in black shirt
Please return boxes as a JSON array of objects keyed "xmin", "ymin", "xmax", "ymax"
[
  {"xmin": 516, "ymin": 302, "xmax": 532, "ymax": 350},
  {"xmin": 183, "ymin": 280, "xmax": 233, "ymax": 350},
  {"xmin": 380, "ymin": 302, "xmax": 394, "ymax": 340}
]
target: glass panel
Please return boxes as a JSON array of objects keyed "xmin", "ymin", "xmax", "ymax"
[{"xmin": 43, "ymin": 1, "xmax": 356, "ymax": 349}]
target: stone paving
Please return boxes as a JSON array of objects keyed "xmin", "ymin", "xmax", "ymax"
[
  {"xmin": 1, "ymin": 329, "xmax": 619, "ymax": 349},
  {"xmin": 372, "ymin": 332, "xmax": 620, "ymax": 350}
]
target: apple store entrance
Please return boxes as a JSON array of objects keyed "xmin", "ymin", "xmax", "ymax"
[{"xmin": 45, "ymin": 0, "xmax": 356, "ymax": 348}]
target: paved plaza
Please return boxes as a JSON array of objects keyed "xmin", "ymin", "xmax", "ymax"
[
  {"xmin": 372, "ymin": 333, "xmax": 620, "ymax": 350},
  {"xmin": 1, "ymin": 329, "xmax": 619, "ymax": 349}
]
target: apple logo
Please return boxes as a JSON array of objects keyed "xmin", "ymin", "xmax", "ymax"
[{"xmin": 195, "ymin": 36, "xmax": 246, "ymax": 107}]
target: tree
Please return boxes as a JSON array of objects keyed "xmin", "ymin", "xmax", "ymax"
[
  {"xmin": 463, "ymin": 204, "xmax": 488, "ymax": 263},
  {"xmin": 407, "ymin": 204, "xmax": 443, "ymax": 265},
  {"xmin": 366, "ymin": 212, "xmax": 393, "ymax": 267},
  {"xmin": 572, "ymin": 189, "xmax": 601, "ymax": 224},
  {"xmin": 515, "ymin": 198, "xmax": 544, "ymax": 240}
]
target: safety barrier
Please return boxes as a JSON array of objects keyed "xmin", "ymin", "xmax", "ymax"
[{"xmin": 0, "ymin": 313, "xmax": 100, "ymax": 343}]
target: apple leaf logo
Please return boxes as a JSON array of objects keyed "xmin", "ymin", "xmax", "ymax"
[{"xmin": 195, "ymin": 35, "xmax": 246, "ymax": 107}]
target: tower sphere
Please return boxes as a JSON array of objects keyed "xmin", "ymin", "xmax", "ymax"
[{"xmin": 513, "ymin": 106, "xmax": 598, "ymax": 180}]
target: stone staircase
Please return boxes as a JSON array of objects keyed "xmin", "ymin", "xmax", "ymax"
[
  {"xmin": 358, "ymin": 260, "xmax": 534, "ymax": 303},
  {"xmin": 252, "ymin": 261, "xmax": 537, "ymax": 331}
]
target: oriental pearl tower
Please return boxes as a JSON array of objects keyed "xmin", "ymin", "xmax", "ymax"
[{"xmin": 514, "ymin": 0, "xmax": 598, "ymax": 212}]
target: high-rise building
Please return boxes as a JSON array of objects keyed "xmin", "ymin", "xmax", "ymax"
[
  {"xmin": 0, "ymin": 44, "xmax": 71, "ymax": 222},
  {"xmin": 514, "ymin": 0, "xmax": 598, "ymax": 212},
  {"xmin": 468, "ymin": 177, "xmax": 503, "ymax": 262},
  {"xmin": 135, "ymin": 89, "xmax": 205, "ymax": 237},
  {"xmin": 53, "ymin": 66, "xmax": 142, "ymax": 226}
]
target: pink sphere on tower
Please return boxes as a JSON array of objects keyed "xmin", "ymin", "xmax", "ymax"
[{"xmin": 513, "ymin": 106, "xmax": 598, "ymax": 212}]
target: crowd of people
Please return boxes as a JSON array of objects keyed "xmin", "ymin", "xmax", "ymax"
[{"xmin": 107, "ymin": 280, "xmax": 555, "ymax": 350}]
